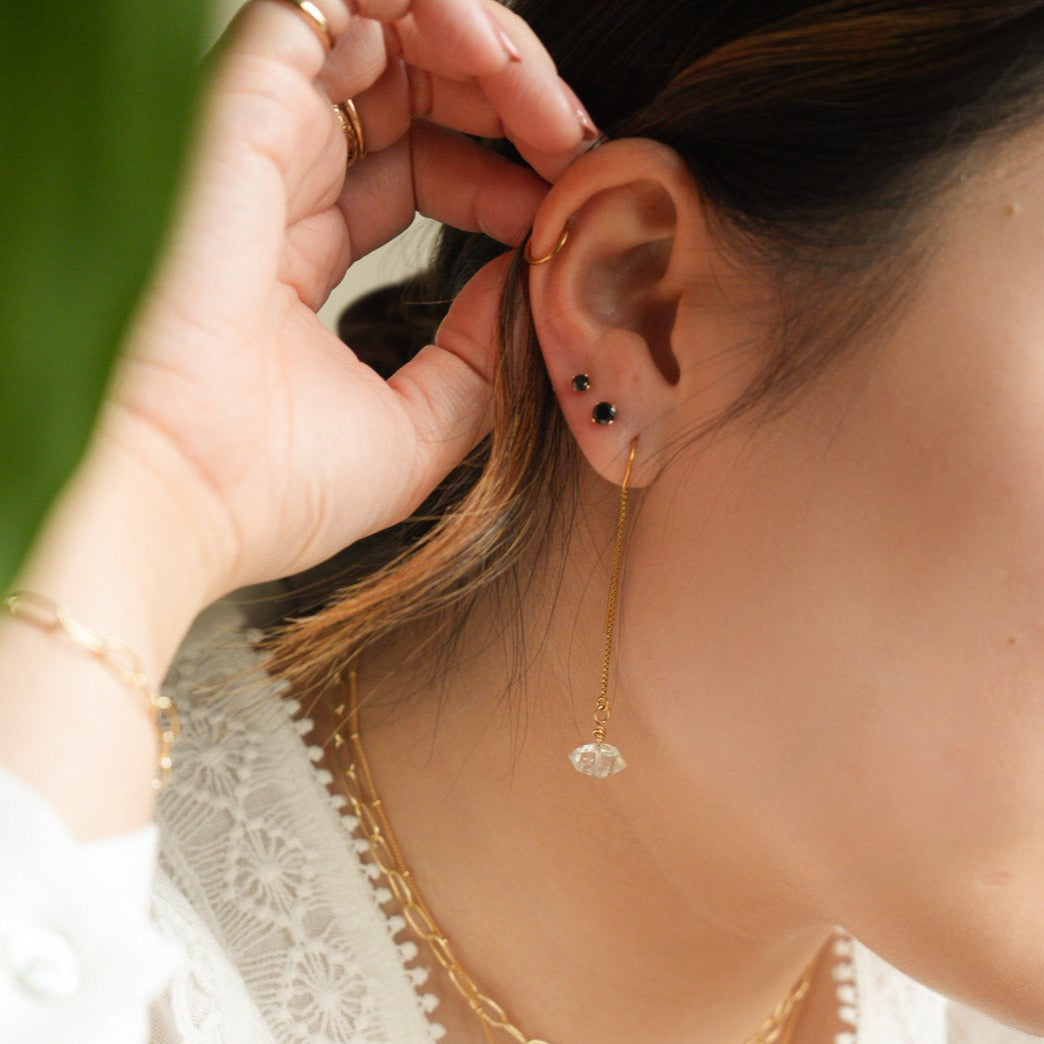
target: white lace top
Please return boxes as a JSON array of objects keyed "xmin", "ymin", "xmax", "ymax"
[{"xmin": 1, "ymin": 600, "xmax": 1041, "ymax": 1044}]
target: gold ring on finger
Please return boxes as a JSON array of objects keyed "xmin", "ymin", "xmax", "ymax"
[
  {"xmin": 270, "ymin": 0, "xmax": 333, "ymax": 52},
  {"xmin": 334, "ymin": 98, "xmax": 366, "ymax": 167}
]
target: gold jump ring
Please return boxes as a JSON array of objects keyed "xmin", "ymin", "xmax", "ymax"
[{"xmin": 524, "ymin": 227, "xmax": 569, "ymax": 265}]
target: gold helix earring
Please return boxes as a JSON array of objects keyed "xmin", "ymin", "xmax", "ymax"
[
  {"xmin": 569, "ymin": 437, "xmax": 638, "ymax": 779},
  {"xmin": 524, "ymin": 226, "xmax": 569, "ymax": 265}
]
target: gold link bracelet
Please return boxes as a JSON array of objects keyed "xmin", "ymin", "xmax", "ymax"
[{"xmin": 2, "ymin": 591, "xmax": 179, "ymax": 790}]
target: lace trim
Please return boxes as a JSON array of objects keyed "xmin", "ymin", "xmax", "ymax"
[
  {"xmin": 845, "ymin": 934, "xmax": 948, "ymax": 1043},
  {"xmin": 833, "ymin": 932, "xmax": 861, "ymax": 1044},
  {"xmin": 297, "ymin": 710, "xmax": 446, "ymax": 1040},
  {"xmin": 250, "ymin": 637, "xmax": 446, "ymax": 1042},
  {"xmin": 156, "ymin": 604, "xmax": 446, "ymax": 1043}
]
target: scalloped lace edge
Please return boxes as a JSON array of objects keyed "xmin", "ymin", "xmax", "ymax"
[
  {"xmin": 833, "ymin": 931, "xmax": 861, "ymax": 1043},
  {"xmin": 291, "ymin": 691, "xmax": 447, "ymax": 1043}
]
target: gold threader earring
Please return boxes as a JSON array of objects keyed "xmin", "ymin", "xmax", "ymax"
[
  {"xmin": 524, "ymin": 232, "xmax": 633, "ymax": 778},
  {"xmin": 569, "ymin": 437, "xmax": 638, "ymax": 779}
]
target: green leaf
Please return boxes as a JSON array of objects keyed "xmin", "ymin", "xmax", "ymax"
[{"xmin": 0, "ymin": 0, "xmax": 207, "ymax": 589}]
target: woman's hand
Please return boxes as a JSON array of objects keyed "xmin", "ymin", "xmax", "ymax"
[
  {"xmin": 0, "ymin": 0, "xmax": 594, "ymax": 836},
  {"xmin": 98, "ymin": 0, "xmax": 594, "ymax": 601}
]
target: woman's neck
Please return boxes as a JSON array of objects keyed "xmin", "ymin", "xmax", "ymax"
[{"xmin": 321, "ymin": 521, "xmax": 842, "ymax": 1043}]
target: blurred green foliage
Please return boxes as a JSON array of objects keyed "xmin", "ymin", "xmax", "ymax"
[{"xmin": 0, "ymin": 0, "xmax": 207, "ymax": 587}]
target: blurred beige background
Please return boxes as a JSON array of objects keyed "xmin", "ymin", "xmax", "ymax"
[{"xmin": 209, "ymin": 0, "xmax": 437, "ymax": 332}]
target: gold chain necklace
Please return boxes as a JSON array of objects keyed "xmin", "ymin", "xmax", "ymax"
[{"xmin": 321, "ymin": 667, "xmax": 816, "ymax": 1044}]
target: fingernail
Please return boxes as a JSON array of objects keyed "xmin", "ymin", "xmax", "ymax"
[
  {"xmin": 581, "ymin": 132, "xmax": 610, "ymax": 154},
  {"xmin": 578, "ymin": 109, "xmax": 599, "ymax": 141},
  {"xmin": 559, "ymin": 80, "xmax": 598, "ymax": 141},
  {"xmin": 490, "ymin": 15, "xmax": 523, "ymax": 62}
]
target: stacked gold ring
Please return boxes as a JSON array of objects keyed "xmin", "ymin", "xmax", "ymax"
[
  {"xmin": 270, "ymin": 0, "xmax": 333, "ymax": 51},
  {"xmin": 266, "ymin": 0, "xmax": 364, "ymax": 167},
  {"xmin": 334, "ymin": 98, "xmax": 367, "ymax": 167}
]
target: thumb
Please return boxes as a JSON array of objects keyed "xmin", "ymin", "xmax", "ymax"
[{"xmin": 388, "ymin": 253, "xmax": 513, "ymax": 501}]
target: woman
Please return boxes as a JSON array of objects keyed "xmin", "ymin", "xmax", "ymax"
[{"xmin": 4, "ymin": 0, "xmax": 1044, "ymax": 1039}]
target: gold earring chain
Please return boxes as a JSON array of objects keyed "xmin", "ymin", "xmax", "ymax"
[
  {"xmin": 321, "ymin": 664, "xmax": 817, "ymax": 1044},
  {"xmin": 568, "ymin": 438, "xmax": 638, "ymax": 778},
  {"xmin": 593, "ymin": 437, "xmax": 636, "ymax": 744}
]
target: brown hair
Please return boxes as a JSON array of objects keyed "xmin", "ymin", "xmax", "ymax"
[{"xmin": 259, "ymin": 0, "xmax": 1044, "ymax": 697}]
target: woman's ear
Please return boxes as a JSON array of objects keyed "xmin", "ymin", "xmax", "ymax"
[{"xmin": 527, "ymin": 138, "xmax": 768, "ymax": 486}]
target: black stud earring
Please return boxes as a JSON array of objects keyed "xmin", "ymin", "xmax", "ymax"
[
  {"xmin": 571, "ymin": 374, "xmax": 591, "ymax": 392},
  {"xmin": 592, "ymin": 401, "xmax": 617, "ymax": 425}
]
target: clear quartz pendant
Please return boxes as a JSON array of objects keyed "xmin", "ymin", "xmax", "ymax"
[{"xmin": 569, "ymin": 741, "xmax": 627, "ymax": 779}]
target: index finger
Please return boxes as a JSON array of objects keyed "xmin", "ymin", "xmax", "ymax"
[
  {"xmin": 334, "ymin": 121, "xmax": 548, "ymax": 262},
  {"xmin": 392, "ymin": 2, "xmax": 595, "ymax": 160},
  {"xmin": 358, "ymin": 0, "xmax": 519, "ymax": 77}
]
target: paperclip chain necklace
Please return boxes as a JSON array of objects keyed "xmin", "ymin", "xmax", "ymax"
[{"xmin": 321, "ymin": 668, "xmax": 816, "ymax": 1044}]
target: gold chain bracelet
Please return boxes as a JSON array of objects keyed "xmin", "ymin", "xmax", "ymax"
[{"xmin": 2, "ymin": 591, "xmax": 179, "ymax": 790}]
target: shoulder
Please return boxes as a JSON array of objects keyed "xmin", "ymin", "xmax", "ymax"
[
  {"xmin": 847, "ymin": 937, "xmax": 1044, "ymax": 1044},
  {"xmin": 946, "ymin": 999, "xmax": 1044, "ymax": 1044}
]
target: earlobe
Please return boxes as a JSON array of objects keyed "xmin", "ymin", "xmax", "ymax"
[{"xmin": 562, "ymin": 370, "xmax": 616, "ymax": 426}]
